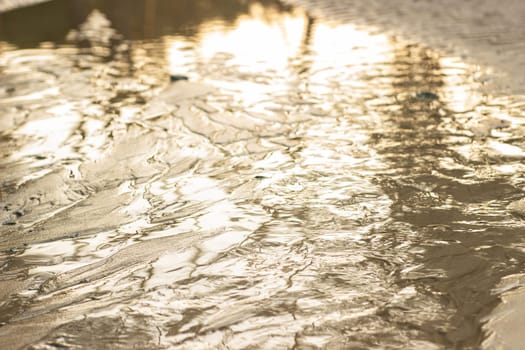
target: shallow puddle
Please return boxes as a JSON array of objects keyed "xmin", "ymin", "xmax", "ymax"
[{"xmin": 1, "ymin": 1, "xmax": 525, "ymax": 349}]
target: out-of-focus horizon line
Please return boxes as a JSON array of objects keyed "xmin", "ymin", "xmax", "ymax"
[{"xmin": 0, "ymin": 0, "xmax": 50, "ymax": 12}]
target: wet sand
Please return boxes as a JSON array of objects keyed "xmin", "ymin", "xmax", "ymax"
[
  {"xmin": 287, "ymin": 0, "xmax": 525, "ymax": 94},
  {"xmin": 1, "ymin": 1, "xmax": 525, "ymax": 349},
  {"xmin": 285, "ymin": 3, "xmax": 525, "ymax": 348}
]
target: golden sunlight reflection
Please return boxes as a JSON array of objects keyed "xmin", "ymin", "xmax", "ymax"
[
  {"xmin": 5, "ymin": 2, "xmax": 522, "ymax": 348},
  {"xmin": 166, "ymin": 39, "xmax": 194, "ymax": 76},
  {"xmin": 13, "ymin": 103, "xmax": 80, "ymax": 160},
  {"xmin": 439, "ymin": 57, "xmax": 484, "ymax": 112},
  {"xmin": 309, "ymin": 23, "xmax": 393, "ymax": 71},
  {"xmin": 196, "ymin": 5, "xmax": 305, "ymax": 72},
  {"xmin": 165, "ymin": 3, "xmax": 397, "ymax": 111},
  {"xmin": 165, "ymin": 5, "xmax": 307, "ymax": 88}
]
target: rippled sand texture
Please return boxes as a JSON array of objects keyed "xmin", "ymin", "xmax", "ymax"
[{"xmin": 1, "ymin": 1, "xmax": 525, "ymax": 349}]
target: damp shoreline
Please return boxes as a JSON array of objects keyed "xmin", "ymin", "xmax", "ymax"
[
  {"xmin": 286, "ymin": 0, "xmax": 525, "ymax": 96},
  {"xmin": 1, "ymin": 1, "xmax": 525, "ymax": 349}
]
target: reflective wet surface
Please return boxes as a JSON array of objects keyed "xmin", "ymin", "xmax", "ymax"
[{"xmin": 1, "ymin": 1, "xmax": 525, "ymax": 349}]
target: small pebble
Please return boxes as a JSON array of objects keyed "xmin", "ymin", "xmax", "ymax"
[
  {"xmin": 170, "ymin": 74, "xmax": 188, "ymax": 82},
  {"xmin": 415, "ymin": 91, "xmax": 439, "ymax": 100}
]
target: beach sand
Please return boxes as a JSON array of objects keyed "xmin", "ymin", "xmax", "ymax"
[
  {"xmin": 287, "ymin": 0, "xmax": 525, "ymax": 95},
  {"xmin": 285, "ymin": 1, "xmax": 525, "ymax": 349},
  {"xmin": 1, "ymin": 1, "xmax": 524, "ymax": 349}
]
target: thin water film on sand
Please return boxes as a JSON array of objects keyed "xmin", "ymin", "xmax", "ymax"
[{"xmin": 1, "ymin": 1, "xmax": 525, "ymax": 349}]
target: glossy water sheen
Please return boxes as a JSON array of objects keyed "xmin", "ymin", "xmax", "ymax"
[{"xmin": 1, "ymin": 1, "xmax": 525, "ymax": 349}]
